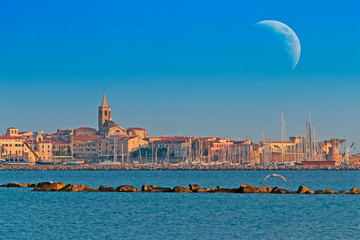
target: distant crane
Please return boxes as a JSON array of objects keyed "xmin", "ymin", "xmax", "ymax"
[
  {"xmin": 343, "ymin": 142, "xmax": 355, "ymax": 165},
  {"xmin": 23, "ymin": 140, "xmax": 41, "ymax": 163}
]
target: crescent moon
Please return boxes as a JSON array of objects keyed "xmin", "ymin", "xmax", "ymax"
[{"xmin": 255, "ymin": 20, "xmax": 301, "ymax": 70}]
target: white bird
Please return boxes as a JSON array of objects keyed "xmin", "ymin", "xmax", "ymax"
[{"xmin": 259, "ymin": 174, "xmax": 290, "ymax": 184}]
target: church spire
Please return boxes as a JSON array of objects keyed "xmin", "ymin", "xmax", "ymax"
[
  {"xmin": 102, "ymin": 92, "xmax": 108, "ymax": 107},
  {"xmin": 99, "ymin": 92, "xmax": 111, "ymax": 131}
]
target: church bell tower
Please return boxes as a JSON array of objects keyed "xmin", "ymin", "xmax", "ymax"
[{"xmin": 98, "ymin": 92, "xmax": 111, "ymax": 131}]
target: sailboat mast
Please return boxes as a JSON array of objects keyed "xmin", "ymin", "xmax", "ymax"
[
  {"xmin": 113, "ymin": 132, "xmax": 117, "ymax": 162},
  {"xmin": 71, "ymin": 130, "xmax": 74, "ymax": 160},
  {"xmin": 121, "ymin": 143, "xmax": 124, "ymax": 164},
  {"xmin": 281, "ymin": 111, "xmax": 286, "ymax": 164},
  {"xmin": 308, "ymin": 110, "xmax": 313, "ymax": 161},
  {"xmin": 189, "ymin": 133, "xmax": 192, "ymax": 164}
]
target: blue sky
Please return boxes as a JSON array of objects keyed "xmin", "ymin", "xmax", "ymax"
[{"xmin": 0, "ymin": 1, "xmax": 359, "ymax": 145}]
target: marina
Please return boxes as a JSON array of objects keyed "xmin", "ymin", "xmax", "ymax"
[{"xmin": 1, "ymin": 163, "xmax": 359, "ymax": 171}]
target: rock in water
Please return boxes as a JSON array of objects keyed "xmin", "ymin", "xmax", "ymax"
[
  {"xmin": 271, "ymin": 187, "xmax": 292, "ymax": 194},
  {"xmin": 297, "ymin": 186, "xmax": 314, "ymax": 194},
  {"xmin": 141, "ymin": 185, "xmax": 171, "ymax": 192},
  {"xmin": 172, "ymin": 185, "xmax": 192, "ymax": 193},
  {"xmin": 197, "ymin": 187, "xmax": 212, "ymax": 193},
  {"xmin": 217, "ymin": 187, "xmax": 239, "ymax": 193},
  {"xmin": 339, "ymin": 190, "xmax": 348, "ymax": 194},
  {"xmin": 238, "ymin": 184, "xmax": 259, "ymax": 193},
  {"xmin": 349, "ymin": 188, "xmax": 360, "ymax": 194},
  {"xmin": 95, "ymin": 186, "xmax": 116, "ymax": 192},
  {"xmin": 257, "ymin": 186, "xmax": 274, "ymax": 193},
  {"xmin": 116, "ymin": 185, "xmax": 138, "ymax": 192},
  {"xmin": 5, "ymin": 182, "xmax": 30, "ymax": 188},
  {"xmin": 59, "ymin": 184, "xmax": 93, "ymax": 192},
  {"xmin": 141, "ymin": 185, "xmax": 150, "ymax": 191},
  {"xmin": 314, "ymin": 190, "xmax": 337, "ymax": 194},
  {"xmin": 237, "ymin": 184, "xmax": 273, "ymax": 193},
  {"xmin": 33, "ymin": 182, "xmax": 66, "ymax": 191},
  {"xmin": 189, "ymin": 184, "xmax": 203, "ymax": 192}
]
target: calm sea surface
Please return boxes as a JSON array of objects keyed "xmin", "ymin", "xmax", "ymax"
[{"xmin": 1, "ymin": 170, "xmax": 359, "ymax": 239}]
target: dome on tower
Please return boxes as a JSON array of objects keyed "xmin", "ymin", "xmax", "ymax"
[{"xmin": 102, "ymin": 120, "xmax": 117, "ymax": 128}]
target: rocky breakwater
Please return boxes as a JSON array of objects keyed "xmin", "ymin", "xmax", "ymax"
[{"xmin": 1, "ymin": 182, "xmax": 360, "ymax": 194}]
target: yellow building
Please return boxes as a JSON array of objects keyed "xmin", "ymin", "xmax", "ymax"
[
  {"xmin": 127, "ymin": 128, "xmax": 148, "ymax": 139},
  {"xmin": 72, "ymin": 135, "xmax": 101, "ymax": 159},
  {"xmin": 37, "ymin": 140, "xmax": 53, "ymax": 161},
  {"xmin": 22, "ymin": 138, "xmax": 53, "ymax": 162},
  {"xmin": 99, "ymin": 136, "xmax": 148, "ymax": 158},
  {"xmin": 0, "ymin": 136, "xmax": 26, "ymax": 159},
  {"xmin": 6, "ymin": 127, "xmax": 20, "ymax": 137}
]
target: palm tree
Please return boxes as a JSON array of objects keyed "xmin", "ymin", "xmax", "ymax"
[{"xmin": 0, "ymin": 145, "xmax": 6, "ymax": 157}]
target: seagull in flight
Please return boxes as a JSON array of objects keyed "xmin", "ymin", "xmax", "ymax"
[{"xmin": 259, "ymin": 174, "xmax": 290, "ymax": 184}]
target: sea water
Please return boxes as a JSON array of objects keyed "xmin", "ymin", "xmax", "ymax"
[{"xmin": 1, "ymin": 170, "xmax": 359, "ymax": 239}]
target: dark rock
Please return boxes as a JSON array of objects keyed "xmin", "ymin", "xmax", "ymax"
[
  {"xmin": 238, "ymin": 184, "xmax": 259, "ymax": 193},
  {"xmin": 216, "ymin": 188, "xmax": 239, "ymax": 193},
  {"xmin": 172, "ymin": 185, "xmax": 192, "ymax": 193},
  {"xmin": 271, "ymin": 187, "xmax": 291, "ymax": 194},
  {"xmin": 314, "ymin": 190, "xmax": 337, "ymax": 194},
  {"xmin": 33, "ymin": 182, "xmax": 66, "ymax": 191},
  {"xmin": 141, "ymin": 185, "xmax": 158, "ymax": 191},
  {"xmin": 237, "ymin": 184, "xmax": 273, "ymax": 193},
  {"xmin": 257, "ymin": 186, "xmax": 274, "ymax": 193},
  {"xmin": 116, "ymin": 185, "xmax": 138, "ymax": 192},
  {"xmin": 297, "ymin": 186, "xmax": 314, "ymax": 194},
  {"xmin": 6, "ymin": 182, "xmax": 29, "ymax": 188},
  {"xmin": 189, "ymin": 184, "xmax": 203, "ymax": 192},
  {"xmin": 95, "ymin": 186, "xmax": 116, "ymax": 192},
  {"xmin": 141, "ymin": 185, "xmax": 171, "ymax": 192},
  {"xmin": 59, "ymin": 184, "xmax": 92, "ymax": 192},
  {"xmin": 207, "ymin": 186, "xmax": 224, "ymax": 193},
  {"xmin": 197, "ymin": 187, "xmax": 212, "ymax": 193},
  {"xmin": 148, "ymin": 187, "xmax": 172, "ymax": 192},
  {"xmin": 339, "ymin": 190, "xmax": 348, "ymax": 194},
  {"xmin": 349, "ymin": 188, "xmax": 360, "ymax": 194}
]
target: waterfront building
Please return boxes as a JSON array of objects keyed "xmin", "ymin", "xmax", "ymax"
[
  {"xmin": 0, "ymin": 135, "xmax": 25, "ymax": 159},
  {"xmin": 6, "ymin": 127, "xmax": 20, "ymax": 137},
  {"xmin": 72, "ymin": 135, "xmax": 102, "ymax": 159},
  {"xmin": 210, "ymin": 139, "xmax": 233, "ymax": 157},
  {"xmin": 152, "ymin": 136, "xmax": 190, "ymax": 158},
  {"xmin": 74, "ymin": 127, "xmax": 97, "ymax": 136},
  {"xmin": 18, "ymin": 131, "xmax": 34, "ymax": 139},
  {"xmin": 24, "ymin": 138, "xmax": 53, "ymax": 162},
  {"xmin": 127, "ymin": 127, "xmax": 148, "ymax": 139},
  {"xmin": 98, "ymin": 135, "xmax": 148, "ymax": 160},
  {"xmin": 51, "ymin": 139, "xmax": 71, "ymax": 156}
]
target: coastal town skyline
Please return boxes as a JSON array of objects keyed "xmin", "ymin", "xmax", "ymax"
[
  {"xmin": 1, "ymin": 92, "xmax": 357, "ymax": 166},
  {"xmin": 1, "ymin": 91, "xmax": 356, "ymax": 144},
  {"xmin": 1, "ymin": 0, "xmax": 359, "ymax": 144}
]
